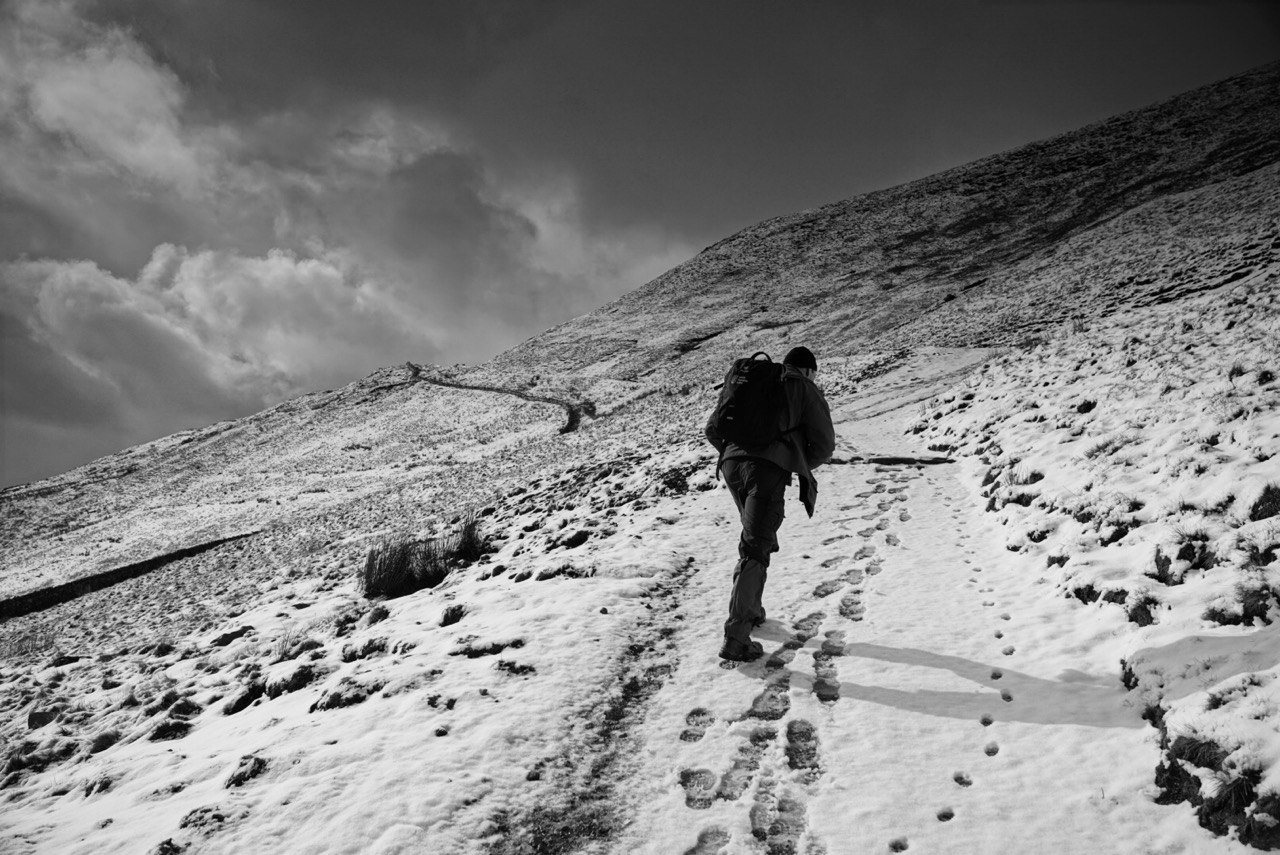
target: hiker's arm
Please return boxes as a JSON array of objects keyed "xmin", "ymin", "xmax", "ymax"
[{"xmin": 802, "ymin": 391, "xmax": 835, "ymax": 467}]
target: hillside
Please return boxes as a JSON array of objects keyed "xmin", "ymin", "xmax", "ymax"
[{"xmin": 1, "ymin": 61, "xmax": 1278, "ymax": 854}]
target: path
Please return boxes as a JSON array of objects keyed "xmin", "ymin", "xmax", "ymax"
[
  {"xmin": 372, "ymin": 364, "xmax": 591, "ymax": 434},
  {"xmin": 612, "ymin": 350, "xmax": 1230, "ymax": 854}
]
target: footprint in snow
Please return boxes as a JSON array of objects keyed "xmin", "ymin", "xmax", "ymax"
[
  {"xmin": 1001, "ymin": 646, "xmax": 1015, "ymax": 656},
  {"xmin": 839, "ymin": 591, "xmax": 866, "ymax": 622},
  {"xmin": 875, "ymin": 518, "xmax": 890, "ymax": 531},
  {"xmin": 790, "ymin": 612, "xmax": 825, "ymax": 644},
  {"xmin": 821, "ymin": 629, "xmax": 846, "ymax": 656},
  {"xmin": 747, "ymin": 679, "xmax": 791, "ymax": 721},
  {"xmin": 716, "ymin": 726, "xmax": 776, "ymax": 801},
  {"xmin": 764, "ymin": 647, "xmax": 797, "ymax": 673},
  {"xmin": 990, "ymin": 669, "xmax": 1003, "ymax": 680},
  {"xmin": 889, "ymin": 837, "xmax": 910, "ymax": 852},
  {"xmin": 980, "ymin": 714, "xmax": 994, "ymax": 726},
  {"xmin": 953, "ymin": 772, "xmax": 973, "ymax": 787},
  {"xmin": 819, "ymin": 556, "xmax": 847, "ymax": 569},
  {"xmin": 680, "ymin": 768, "xmax": 718, "ymax": 809},
  {"xmin": 684, "ymin": 826, "xmax": 731, "ymax": 855},
  {"xmin": 812, "ymin": 579, "xmax": 842, "ymax": 599},
  {"xmin": 866, "ymin": 560, "xmax": 883, "ymax": 576},
  {"xmin": 885, "ymin": 534, "xmax": 901, "ymax": 547},
  {"xmin": 1001, "ymin": 690, "xmax": 1013, "ymax": 703},
  {"xmin": 681, "ymin": 708, "xmax": 715, "ymax": 742},
  {"xmin": 750, "ymin": 780, "xmax": 812, "ymax": 854},
  {"xmin": 857, "ymin": 526, "xmax": 879, "ymax": 538},
  {"xmin": 786, "ymin": 719, "xmax": 822, "ymax": 784},
  {"xmin": 812, "ymin": 648, "xmax": 840, "ymax": 705},
  {"xmin": 822, "ymin": 534, "xmax": 852, "ymax": 546},
  {"xmin": 984, "ymin": 742, "xmax": 1000, "ymax": 756},
  {"xmin": 937, "ymin": 808, "xmax": 955, "ymax": 822},
  {"xmin": 899, "ymin": 509, "xmax": 912, "ymax": 522}
]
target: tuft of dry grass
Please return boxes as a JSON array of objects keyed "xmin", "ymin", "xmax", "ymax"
[{"xmin": 360, "ymin": 514, "xmax": 489, "ymax": 600}]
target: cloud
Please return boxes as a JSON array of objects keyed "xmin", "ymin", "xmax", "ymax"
[
  {"xmin": 0, "ymin": 0, "xmax": 239, "ymax": 272},
  {"xmin": 2, "ymin": 0, "xmax": 216, "ymax": 196},
  {"xmin": 5, "ymin": 244, "xmax": 439, "ymax": 416},
  {"xmin": 0, "ymin": 0, "xmax": 688, "ymax": 486},
  {"xmin": 26, "ymin": 31, "xmax": 208, "ymax": 194}
]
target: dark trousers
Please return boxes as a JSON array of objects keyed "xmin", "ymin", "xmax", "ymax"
[{"xmin": 721, "ymin": 457, "xmax": 789, "ymax": 643}]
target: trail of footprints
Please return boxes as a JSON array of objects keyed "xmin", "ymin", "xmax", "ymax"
[
  {"xmin": 680, "ymin": 467, "xmax": 929, "ymax": 853},
  {"xmin": 923, "ymin": 480, "xmax": 1020, "ymax": 849},
  {"xmin": 681, "ymin": 613, "xmax": 833, "ymax": 854},
  {"xmin": 683, "ymin": 466, "xmax": 1021, "ymax": 850}
]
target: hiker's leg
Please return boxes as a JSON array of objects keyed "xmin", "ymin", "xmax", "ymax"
[
  {"xmin": 737, "ymin": 460, "xmax": 788, "ymax": 566},
  {"xmin": 722, "ymin": 460, "xmax": 788, "ymax": 643},
  {"xmin": 724, "ymin": 557, "xmax": 767, "ymax": 643}
]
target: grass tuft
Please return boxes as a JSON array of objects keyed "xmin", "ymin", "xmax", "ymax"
[{"xmin": 361, "ymin": 515, "xmax": 490, "ymax": 599}]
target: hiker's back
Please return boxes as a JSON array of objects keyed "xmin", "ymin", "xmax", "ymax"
[{"xmin": 706, "ymin": 352, "xmax": 789, "ymax": 451}]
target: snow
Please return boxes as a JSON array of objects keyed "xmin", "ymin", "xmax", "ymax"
[{"xmin": 3, "ymin": 341, "xmax": 1270, "ymax": 854}]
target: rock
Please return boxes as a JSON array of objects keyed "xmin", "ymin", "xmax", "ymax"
[
  {"xmin": 27, "ymin": 706, "xmax": 61, "ymax": 729},
  {"xmin": 210, "ymin": 626, "xmax": 254, "ymax": 647},
  {"xmin": 225, "ymin": 755, "xmax": 268, "ymax": 788}
]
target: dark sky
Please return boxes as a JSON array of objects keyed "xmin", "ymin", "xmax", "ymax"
[{"xmin": 2, "ymin": 0, "xmax": 1277, "ymax": 487}]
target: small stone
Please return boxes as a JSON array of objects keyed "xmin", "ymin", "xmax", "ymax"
[{"xmin": 27, "ymin": 707, "xmax": 61, "ymax": 729}]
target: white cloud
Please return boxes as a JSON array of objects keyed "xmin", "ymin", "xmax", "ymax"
[
  {"xmin": 3, "ymin": 244, "xmax": 440, "ymax": 430},
  {"xmin": 486, "ymin": 171, "xmax": 695, "ymax": 314},
  {"xmin": 2, "ymin": 0, "xmax": 215, "ymax": 197}
]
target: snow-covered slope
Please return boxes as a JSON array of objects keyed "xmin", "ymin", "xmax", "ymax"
[
  {"xmin": 1, "ymin": 62, "xmax": 1278, "ymax": 854},
  {"xmin": 913, "ymin": 280, "xmax": 1280, "ymax": 845}
]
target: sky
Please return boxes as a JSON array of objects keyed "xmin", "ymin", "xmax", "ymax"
[{"xmin": 1, "ymin": 0, "xmax": 1277, "ymax": 488}]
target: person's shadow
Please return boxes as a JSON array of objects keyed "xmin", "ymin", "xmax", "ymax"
[{"xmin": 750, "ymin": 639, "xmax": 1144, "ymax": 729}]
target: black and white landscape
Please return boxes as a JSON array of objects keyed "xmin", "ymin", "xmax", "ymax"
[{"xmin": 1, "ymin": 24, "xmax": 1279, "ymax": 855}]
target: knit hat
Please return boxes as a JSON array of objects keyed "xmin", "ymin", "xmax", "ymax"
[{"xmin": 783, "ymin": 346, "xmax": 817, "ymax": 371}]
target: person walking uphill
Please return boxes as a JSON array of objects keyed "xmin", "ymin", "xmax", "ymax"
[{"xmin": 705, "ymin": 346, "xmax": 836, "ymax": 662}]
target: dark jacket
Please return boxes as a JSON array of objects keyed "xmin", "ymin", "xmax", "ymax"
[{"xmin": 705, "ymin": 364, "xmax": 836, "ymax": 516}]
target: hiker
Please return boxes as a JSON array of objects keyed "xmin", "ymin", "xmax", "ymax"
[{"xmin": 705, "ymin": 346, "xmax": 836, "ymax": 662}]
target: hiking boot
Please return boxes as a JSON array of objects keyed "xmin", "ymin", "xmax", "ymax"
[{"xmin": 719, "ymin": 638, "xmax": 764, "ymax": 662}]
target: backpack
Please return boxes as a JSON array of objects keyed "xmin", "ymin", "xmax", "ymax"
[{"xmin": 709, "ymin": 352, "xmax": 789, "ymax": 450}]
